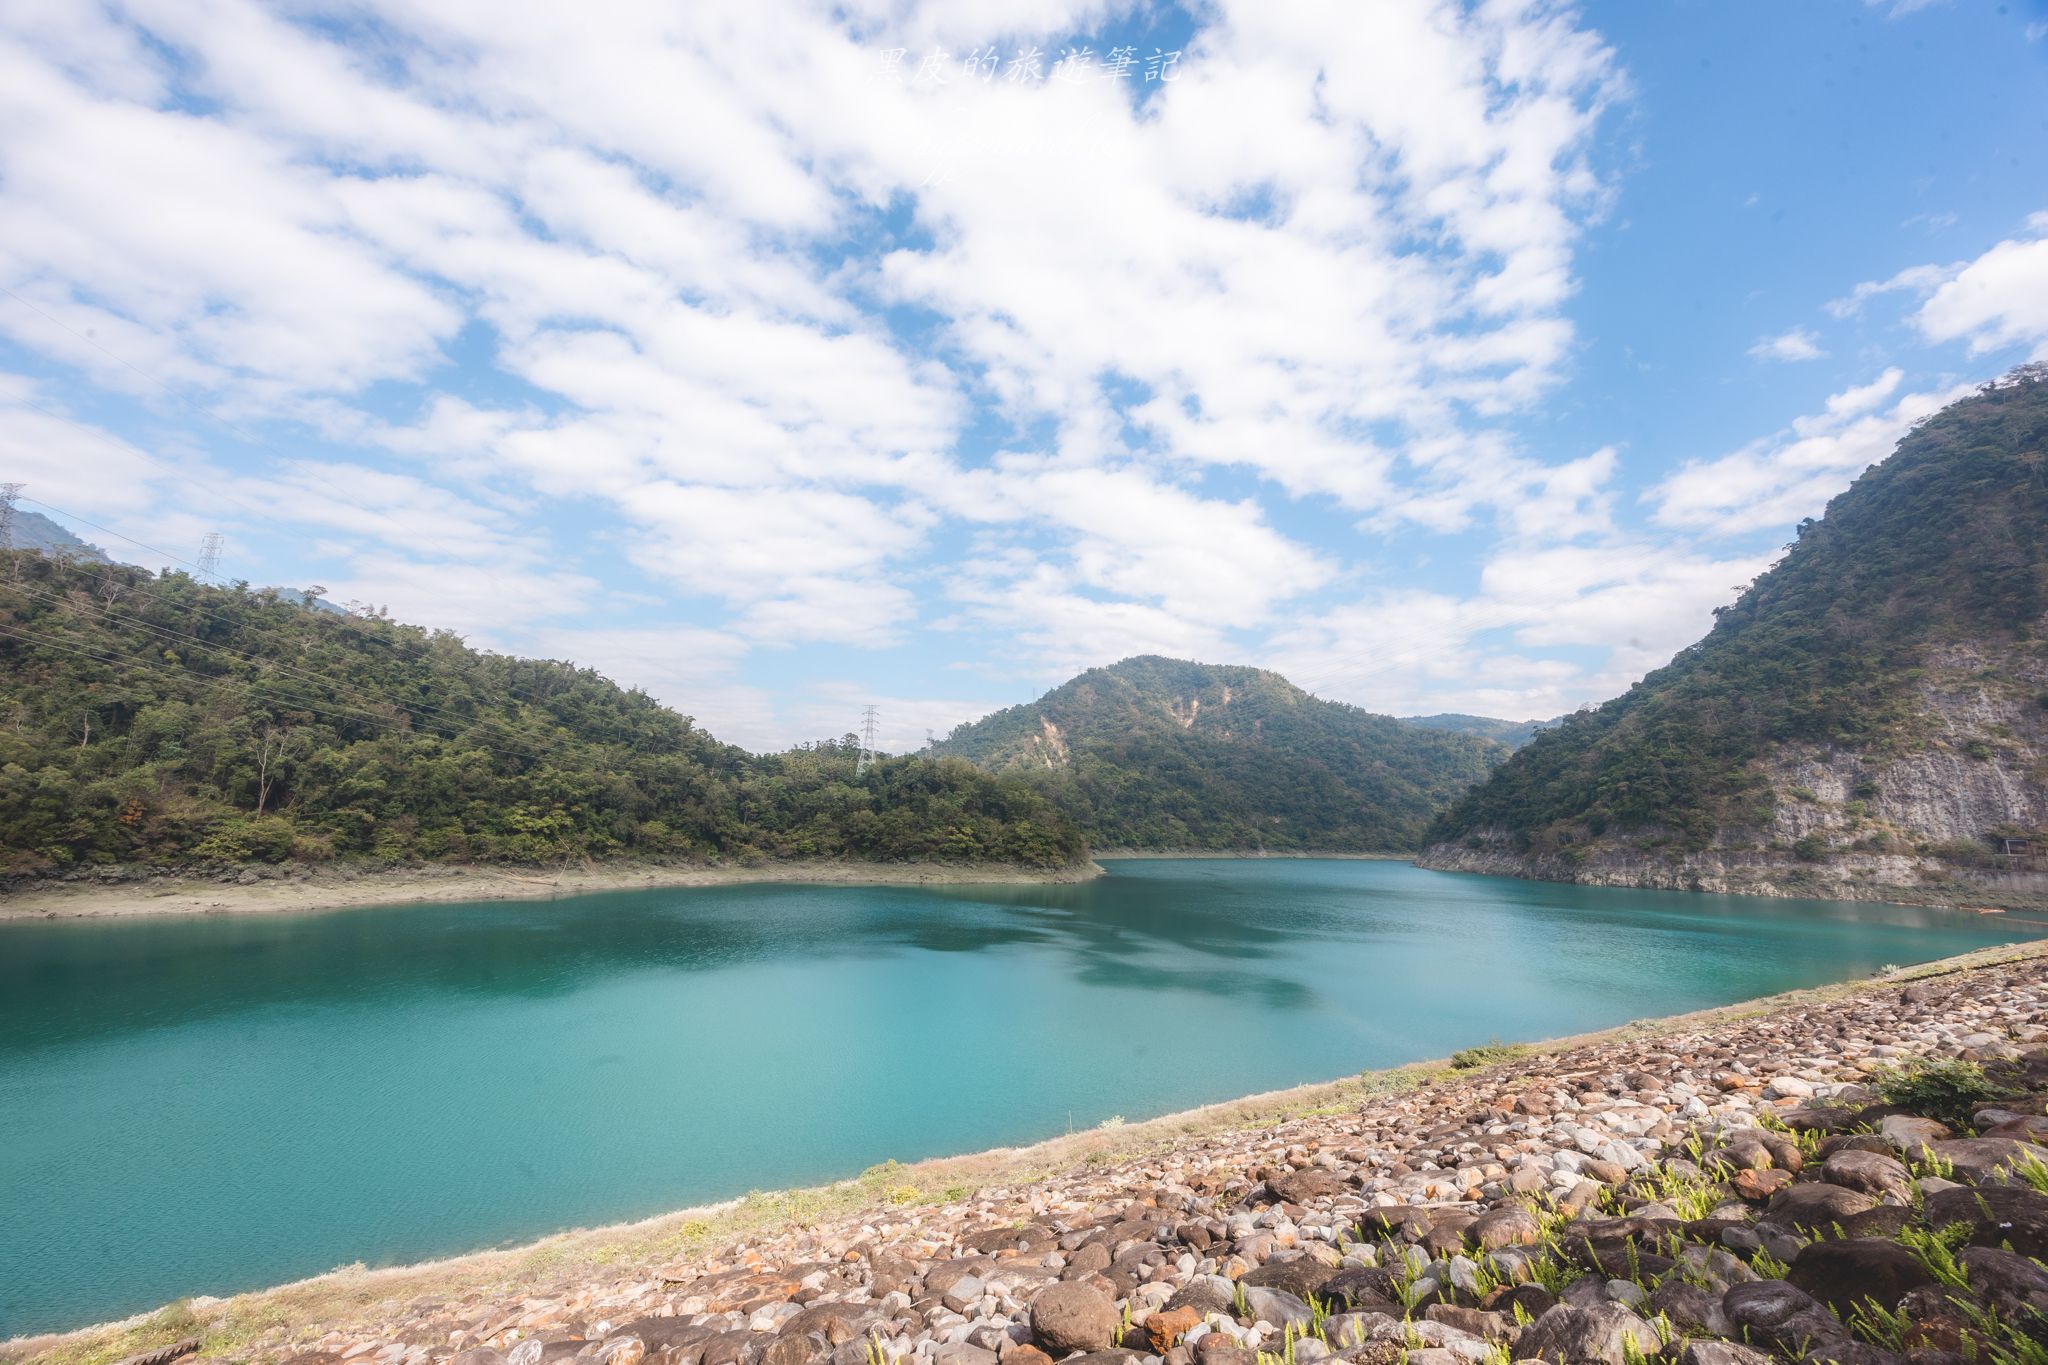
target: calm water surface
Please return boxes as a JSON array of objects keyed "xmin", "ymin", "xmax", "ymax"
[{"xmin": 2, "ymin": 859, "xmax": 2038, "ymax": 1333}]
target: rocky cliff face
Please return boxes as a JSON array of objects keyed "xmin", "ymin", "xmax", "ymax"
[
  {"xmin": 1422, "ymin": 639, "xmax": 2048, "ymax": 907},
  {"xmin": 1421, "ymin": 370, "xmax": 2048, "ymax": 909}
]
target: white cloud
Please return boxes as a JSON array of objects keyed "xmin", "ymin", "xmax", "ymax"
[
  {"xmin": 1824, "ymin": 262, "xmax": 1955, "ymax": 319},
  {"xmin": 1915, "ymin": 213, "xmax": 2048, "ymax": 358},
  {"xmin": 0, "ymin": 0, "xmax": 1736, "ymax": 744},
  {"xmin": 517, "ymin": 624, "xmax": 781, "ymax": 748},
  {"xmin": 1648, "ymin": 370, "xmax": 1969, "ymax": 536},
  {"xmin": 322, "ymin": 560, "xmax": 596, "ymax": 640},
  {"xmin": 1268, "ymin": 542, "xmax": 1771, "ymax": 719},
  {"xmin": 0, "ymin": 377, "xmax": 166, "ymax": 520},
  {"xmin": 1748, "ymin": 327, "xmax": 1825, "ymax": 362},
  {"xmin": 1828, "ymin": 214, "xmax": 2048, "ymax": 362},
  {"xmin": 787, "ymin": 680, "xmax": 1011, "ymax": 756}
]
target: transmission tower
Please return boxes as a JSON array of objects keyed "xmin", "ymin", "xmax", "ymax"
[
  {"xmin": 0, "ymin": 483, "xmax": 21, "ymax": 551},
  {"xmin": 196, "ymin": 531, "xmax": 225, "ymax": 577},
  {"xmin": 856, "ymin": 704, "xmax": 880, "ymax": 776}
]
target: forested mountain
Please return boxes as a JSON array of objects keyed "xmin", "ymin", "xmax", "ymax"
[
  {"xmin": 0, "ymin": 555, "xmax": 1086, "ymax": 875},
  {"xmin": 6, "ymin": 509, "xmax": 112, "ymax": 563},
  {"xmin": 931, "ymin": 655, "xmax": 1508, "ymax": 851},
  {"xmin": 1421, "ymin": 366, "xmax": 2048, "ymax": 904},
  {"xmin": 1401, "ymin": 713, "xmax": 1555, "ymax": 750}
]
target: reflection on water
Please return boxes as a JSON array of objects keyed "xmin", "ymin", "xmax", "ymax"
[{"xmin": 0, "ymin": 858, "xmax": 2036, "ymax": 1335}]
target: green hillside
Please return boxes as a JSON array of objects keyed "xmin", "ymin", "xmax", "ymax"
[
  {"xmin": 932, "ymin": 655, "xmax": 1508, "ymax": 852},
  {"xmin": 0, "ymin": 555, "xmax": 1086, "ymax": 875},
  {"xmin": 1401, "ymin": 713, "xmax": 1554, "ymax": 750},
  {"xmin": 1424, "ymin": 365, "xmax": 2048, "ymax": 874}
]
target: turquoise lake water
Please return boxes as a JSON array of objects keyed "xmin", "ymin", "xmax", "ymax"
[{"xmin": 1, "ymin": 858, "xmax": 2039, "ymax": 1335}]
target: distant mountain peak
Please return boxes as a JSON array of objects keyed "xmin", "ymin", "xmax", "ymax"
[
  {"xmin": 5, "ymin": 510, "xmax": 112, "ymax": 563},
  {"xmin": 934, "ymin": 655, "xmax": 1510, "ymax": 852}
]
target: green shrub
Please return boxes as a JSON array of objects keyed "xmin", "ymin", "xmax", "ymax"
[
  {"xmin": 1874, "ymin": 1058, "xmax": 2014, "ymax": 1128},
  {"xmin": 1450, "ymin": 1040, "xmax": 1522, "ymax": 1070}
]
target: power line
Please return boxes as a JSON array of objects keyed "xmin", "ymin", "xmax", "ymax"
[
  {"xmin": 0, "ymin": 573, "xmax": 530, "ymax": 749},
  {"xmin": 0, "ymin": 612, "xmax": 570, "ymax": 769},
  {"xmin": 17, "ymin": 493, "xmax": 217, "ymax": 580},
  {"xmin": 0, "ymin": 550, "xmax": 537, "ymax": 751},
  {"xmin": 0, "ymin": 291, "xmax": 525, "ymax": 606}
]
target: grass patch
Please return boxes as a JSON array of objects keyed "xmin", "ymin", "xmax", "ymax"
[
  {"xmin": 1898, "ymin": 1221, "xmax": 1974, "ymax": 1290},
  {"xmin": 1449, "ymin": 1040, "xmax": 1525, "ymax": 1071},
  {"xmin": 1873, "ymin": 1058, "xmax": 2015, "ymax": 1128}
]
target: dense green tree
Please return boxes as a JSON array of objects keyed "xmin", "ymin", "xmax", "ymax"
[
  {"xmin": 1427, "ymin": 365, "xmax": 2048, "ymax": 858},
  {"xmin": 0, "ymin": 562, "xmax": 1086, "ymax": 873},
  {"xmin": 933, "ymin": 655, "xmax": 1509, "ymax": 851}
]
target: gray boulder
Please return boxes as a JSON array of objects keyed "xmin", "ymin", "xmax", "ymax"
[{"xmin": 1510, "ymin": 1304, "xmax": 1658, "ymax": 1365}]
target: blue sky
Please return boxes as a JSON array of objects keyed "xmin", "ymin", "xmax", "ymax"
[{"xmin": 1, "ymin": 0, "xmax": 2045, "ymax": 752}]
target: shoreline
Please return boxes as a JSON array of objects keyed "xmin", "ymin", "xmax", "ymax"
[
  {"xmin": 1091, "ymin": 848, "xmax": 1413, "ymax": 861},
  {"xmin": 1416, "ymin": 841, "xmax": 2048, "ymax": 915},
  {"xmin": 0, "ymin": 857, "xmax": 1106, "ymax": 923},
  {"xmin": 12, "ymin": 934, "xmax": 2048, "ymax": 1363}
]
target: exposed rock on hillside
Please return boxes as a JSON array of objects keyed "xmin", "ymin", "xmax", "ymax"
[{"xmin": 1422, "ymin": 367, "xmax": 2048, "ymax": 906}]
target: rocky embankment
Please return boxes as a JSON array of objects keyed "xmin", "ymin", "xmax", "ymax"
[
  {"xmin": 1420, "ymin": 643, "xmax": 2048, "ymax": 910},
  {"xmin": 1414, "ymin": 839, "xmax": 2048, "ymax": 910},
  {"xmin": 23, "ymin": 947, "xmax": 2048, "ymax": 1365}
]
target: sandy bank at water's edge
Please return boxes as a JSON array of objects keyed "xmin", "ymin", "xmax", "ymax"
[
  {"xmin": 11, "ymin": 934, "xmax": 2048, "ymax": 1364},
  {"xmin": 0, "ymin": 857, "xmax": 1107, "ymax": 922},
  {"xmin": 1086, "ymin": 850, "xmax": 1411, "ymax": 861}
]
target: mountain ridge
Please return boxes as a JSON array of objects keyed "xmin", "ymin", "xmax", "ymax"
[
  {"xmin": 0, "ymin": 553, "xmax": 1087, "ymax": 876},
  {"xmin": 1400, "ymin": 712, "xmax": 1556, "ymax": 750},
  {"xmin": 1419, "ymin": 365, "xmax": 2048, "ymax": 907},
  {"xmin": 932, "ymin": 654, "xmax": 1510, "ymax": 852}
]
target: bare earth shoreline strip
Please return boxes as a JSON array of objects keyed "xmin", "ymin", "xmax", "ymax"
[
  {"xmin": 11, "ymin": 936, "xmax": 2047, "ymax": 1365},
  {"xmin": 0, "ymin": 859, "xmax": 1109, "ymax": 922}
]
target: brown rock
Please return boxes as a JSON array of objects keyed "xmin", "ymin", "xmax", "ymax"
[
  {"xmin": 1720, "ymin": 1281, "xmax": 1847, "ymax": 1355},
  {"xmin": 1926, "ymin": 1137, "xmax": 2048, "ymax": 1184},
  {"xmin": 758, "ymin": 1337, "xmax": 821, "ymax": 1365},
  {"xmin": 781, "ymin": 1305, "xmax": 875, "ymax": 1347},
  {"xmin": 113, "ymin": 1342, "xmax": 202, "ymax": 1365},
  {"xmin": 1927, "ymin": 1184, "xmax": 2048, "ymax": 1258},
  {"xmin": 1732, "ymin": 1168, "xmax": 1794, "ymax": 1201},
  {"xmin": 1424, "ymin": 1305, "xmax": 1514, "ymax": 1342},
  {"xmin": 1240, "ymin": 1258, "xmax": 1336, "ymax": 1301},
  {"xmin": 1264, "ymin": 1170, "xmax": 1343, "ymax": 1205},
  {"xmin": 1787, "ymin": 1238, "xmax": 1936, "ymax": 1316},
  {"xmin": 1030, "ymin": 1283, "xmax": 1120, "ymax": 1355},
  {"xmin": 1469, "ymin": 1206, "xmax": 1543, "ymax": 1250},
  {"xmin": 1143, "ymin": 1308, "xmax": 1203, "ymax": 1353},
  {"xmin": 1511, "ymin": 1303, "xmax": 1659, "ymax": 1365},
  {"xmin": 1063, "ymin": 1244, "xmax": 1112, "ymax": 1279},
  {"xmin": 1763, "ymin": 1180, "xmax": 1877, "ymax": 1229},
  {"xmin": 1821, "ymin": 1149, "xmax": 1914, "ymax": 1200}
]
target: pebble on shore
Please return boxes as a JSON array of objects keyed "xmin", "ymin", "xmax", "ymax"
[{"xmin": 64, "ymin": 954, "xmax": 2048, "ymax": 1365}]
